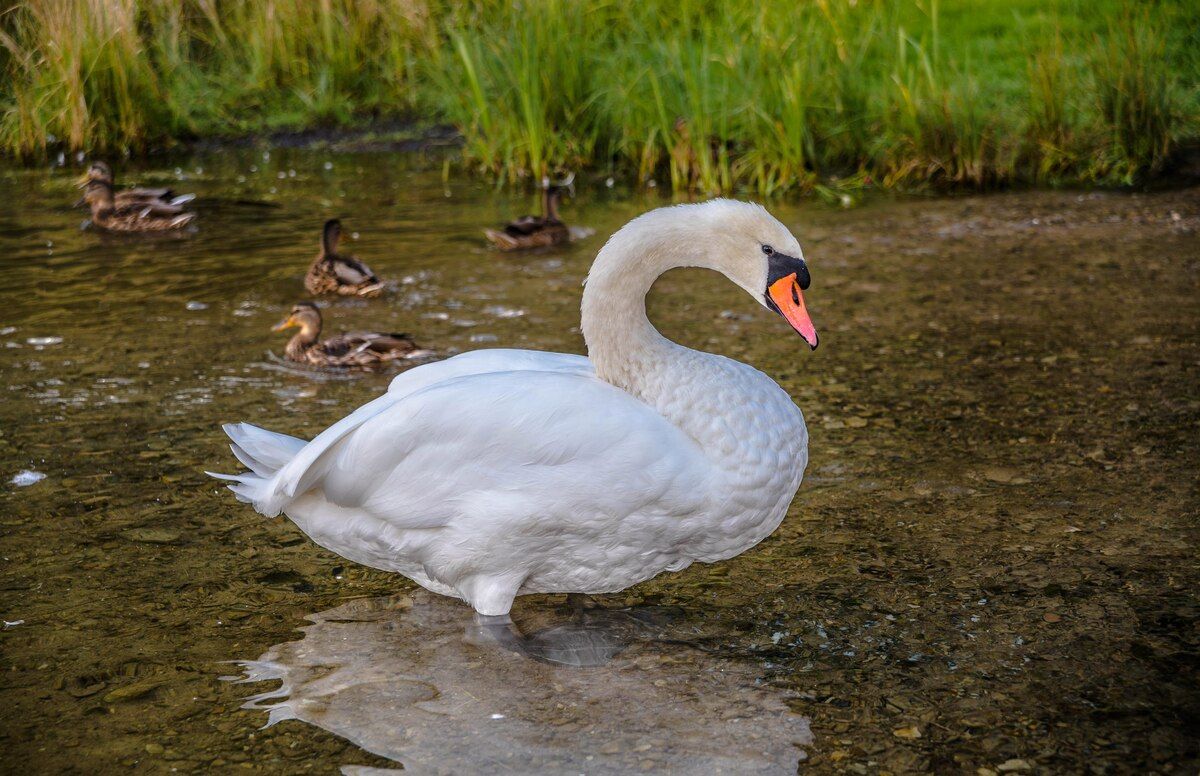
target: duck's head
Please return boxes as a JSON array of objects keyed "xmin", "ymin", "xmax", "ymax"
[
  {"xmin": 596, "ymin": 199, "xmax": 818, "ymax": 350},
  {"xmin": 77, "ymin": 179, "xmax": 114, "ymax": 209},
  {"xmin": 76, "ymin": 161, "xmax": 114, "ymax": 188},
  {"xmin": 321, "ymin": 219, "xmax": 342, "ymax": 255},
  {"xmin": 544, "ymin": 171, "xmax": 575, "ymax": 196},
  {"xmin": 273, "ymin": 302, "xmax": 323, "ymax": 336},
  {"xmin": 542, "ymin": 173, "xmax": 574, "ymax": 217}
]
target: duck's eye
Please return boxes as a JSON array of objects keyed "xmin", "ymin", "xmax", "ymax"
[{"xmin": 762, "ymin": 244, "xmax": 775, "ymax": 256}]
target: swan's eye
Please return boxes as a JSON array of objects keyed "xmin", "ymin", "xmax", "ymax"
[{"xmin": 762, "ymin": 244, "xmax": 774, "ymax": 256}]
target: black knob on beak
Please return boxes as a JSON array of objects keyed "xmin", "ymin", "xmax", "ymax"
[{"xmin": 795, "ymin": 259, "xmax": 811, "ymax": 291}]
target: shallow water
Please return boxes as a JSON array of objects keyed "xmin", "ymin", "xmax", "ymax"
[
  {"xmin": 0, "ymin": 152, "xmax": 1197, "ymax": 773},
  {"xmin": 230, "ymin": 592, "xmax": 812, "ymax": 774}
]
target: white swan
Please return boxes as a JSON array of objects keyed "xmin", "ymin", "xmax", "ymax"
[{"xmin": 211, "ymin": 199, "xmax": 819, "ymax": 617}]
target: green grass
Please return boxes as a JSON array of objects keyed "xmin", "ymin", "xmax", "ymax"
[{"xmin": 1, "ymin": 0, "xmax": 1196, "ymax": 193}]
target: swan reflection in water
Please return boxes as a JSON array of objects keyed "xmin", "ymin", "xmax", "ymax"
[{"xmin": 230, "ymin": 592, "xmax": 812, "ymax": 774}]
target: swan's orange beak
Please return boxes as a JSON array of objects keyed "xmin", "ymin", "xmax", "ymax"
[
  {"xmin": 768, "ymin": 273, "xmax": 818, "ymax": 350},
  {"xmin": 272, "ymin": 315, "xmax": 298, "ymax": 332}
]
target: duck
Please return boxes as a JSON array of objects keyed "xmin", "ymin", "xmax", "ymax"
[
  {"xmin": 77, "ymin": 161, "xmax": 195, "ymax": 214},
  {"xmin": 212, "ymin": 199, "xmax": 819, "ymax": 620},
  {"xmin": 273, "ymin": 302, "xmax": 424, "ymax": 369},
  {"xmin": 484, "ymin": 175, "xmax": 573, "ymax": 251},
  {"xmin": 79, "ymin": 180, "xmax": 196, "ymax": 232},
  {"xmin": 305, "ymin": 219, "xmax": 384, "ymax": 297}
]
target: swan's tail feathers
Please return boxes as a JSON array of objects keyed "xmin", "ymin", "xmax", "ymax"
[
  {"xmin": 224, "ymin": 423, "xmax": 305, "ymax": 471},
  {"xmin": 205, "ymin": 470, "xmax": 262, "ymax": 507},
  {"xmin": 206, "ymin": 423, "xmax": 306, "ymax": 517}
]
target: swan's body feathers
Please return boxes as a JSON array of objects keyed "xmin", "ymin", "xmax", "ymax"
[{"xmin": 215, "ymin": 348, "xmax": 800, "ymax": 614}]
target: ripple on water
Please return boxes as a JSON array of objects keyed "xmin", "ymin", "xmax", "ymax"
[
  {"xmin": 482, "ymin": 305, "xmax": 525, "ymax": 319},
  {"xmin": 230, "ymin": 593, "xmax": 812, "ymax": 775}
]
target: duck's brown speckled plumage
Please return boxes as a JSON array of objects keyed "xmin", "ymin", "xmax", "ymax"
[
  {"xmin": 305, "ymin": 219, "xmax": 384, "ymax": 297},
  {"xmin": 79, "ymin": 161, "xmax": 195, "ymax": 216},
  {"xmin": 484, "ymin": 179, "xmax": 571, "ymax": 251},
  {"xmin": 274, "ymin": 302, "xmax": 423, "ymax": 369},
  {"xmin": 80, "ymin": 180, "xmax": 196, "ymax": 233}
]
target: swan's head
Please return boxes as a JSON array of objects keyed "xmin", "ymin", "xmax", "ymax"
[
  {"xmin": 588, "ymin": 198, "xmax": 818, "ymax": 349},
  {"xmin": 673, "ymin": 199, "xmax": 818, "ymax": 350}
]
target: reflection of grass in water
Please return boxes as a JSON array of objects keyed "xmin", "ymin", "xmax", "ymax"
[{"xmin": 1, "ymin": 0, "xmax": 1196, "ymax": 192}]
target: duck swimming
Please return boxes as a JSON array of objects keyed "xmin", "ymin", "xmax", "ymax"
[
  {"xmin": 78, "ymin": 161, "xmax": 195, "ymax": 214},
  {"xmin": 212, "ymin": 199, "xmax": 818, "ymax": 618},
  {"xmin": 79, "ymin": 180, "xmax": 196, "ymax": 232},
  {"xmin": 484, "ymin": 175, "xmax": 573, "ymax": 251},
  {"xmin": 305, "ymin": 219, "xmax": 384, "ymax": 297},
  {"xmin": 273, "ymin": 302, "xmax": 424, "ymax": 369}
]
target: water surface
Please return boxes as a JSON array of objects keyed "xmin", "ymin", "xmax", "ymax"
[
  {"xmin": 0, "ymin": 153, "xmax": 1197, "ymax": 773},
  {"xmin": 231, "ymin": 592, "xmax": 812, "ymax": 774}
]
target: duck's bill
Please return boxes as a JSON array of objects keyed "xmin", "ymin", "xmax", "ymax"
[
  {"xmin": 767, "ymin": 273, "xmax": 819, "ymax": 350},
  {"xmin": 272, "ymin": 316, "xmax": 297, "ymax": 332},
  {"xmin": 74, "ymin": 174, "xmax": 91, "ymax": 188}
]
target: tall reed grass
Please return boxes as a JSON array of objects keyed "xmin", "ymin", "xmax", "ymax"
[{"xmin": 1, "ymin": 0, "xmax": 1195, "ymax": 193}]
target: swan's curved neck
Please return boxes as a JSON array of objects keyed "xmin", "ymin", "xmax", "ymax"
[
  {"xmin": 579, "ymin": 208, "xmax": 807, "ymax": 524},
  {"xmin": 580, "ymin": 236, "xmax": 689, "ymax": 394}
]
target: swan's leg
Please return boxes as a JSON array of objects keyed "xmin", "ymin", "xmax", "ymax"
[
  {"xmin": 458, "ymin": 585, "xmax": 632, "ymax": 667},
  {"xmin": 464, "ymin": 612, "xmax": 631, "ymax": 668},
  {"xmin": 463, "ymin": 613, "xmax": 528, "ymax": 658},
  {"xmin": 563, "ymin": 593, "xmax": 681, "ymax": 631},
  {"xmin": 458, "ymin": 574, "xmax": 530, "ymax": 658},
  {"xmin": 565, "ymin": 593, "xmax": 599, "ymax": 625},
  {"xmin": 566, "ymin": 593, "xmax": 589, "ymax": 619},
  {"xmin": 459, "ymin": 573, "xmax": 524, "ymax": 618}
]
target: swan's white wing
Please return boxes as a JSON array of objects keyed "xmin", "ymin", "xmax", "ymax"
[
  {"xmin": 262, "ymin": 349, "xmax": 591, "ymax": 512},
  {"xmin": 308, "ymin": 369, "xmax": 713, "ymax": 532}
]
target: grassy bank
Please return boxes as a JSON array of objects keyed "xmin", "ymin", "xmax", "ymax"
[{"xmin": 1, "ymin": 0, "xmax": 1197, "ymax": 194}]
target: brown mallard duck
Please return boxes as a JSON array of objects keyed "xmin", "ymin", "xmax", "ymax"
[
  {"xmin": 305, "ymin": 219, "xmax": 384, "ymax": 297},
  {"xmin": 79, "ymin": 180, "xmax": 196, "ymax": 232},
  {"xmin": 77, "ymin": 161, "xmax": 195, "ymax": 214},
  {"xmin": 484, "ymin": 174, "xmax": 574, "ymax": 251},
  {"xmin": 273, "ymin": 302, "xmax": 425, "ymax": 368}
]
